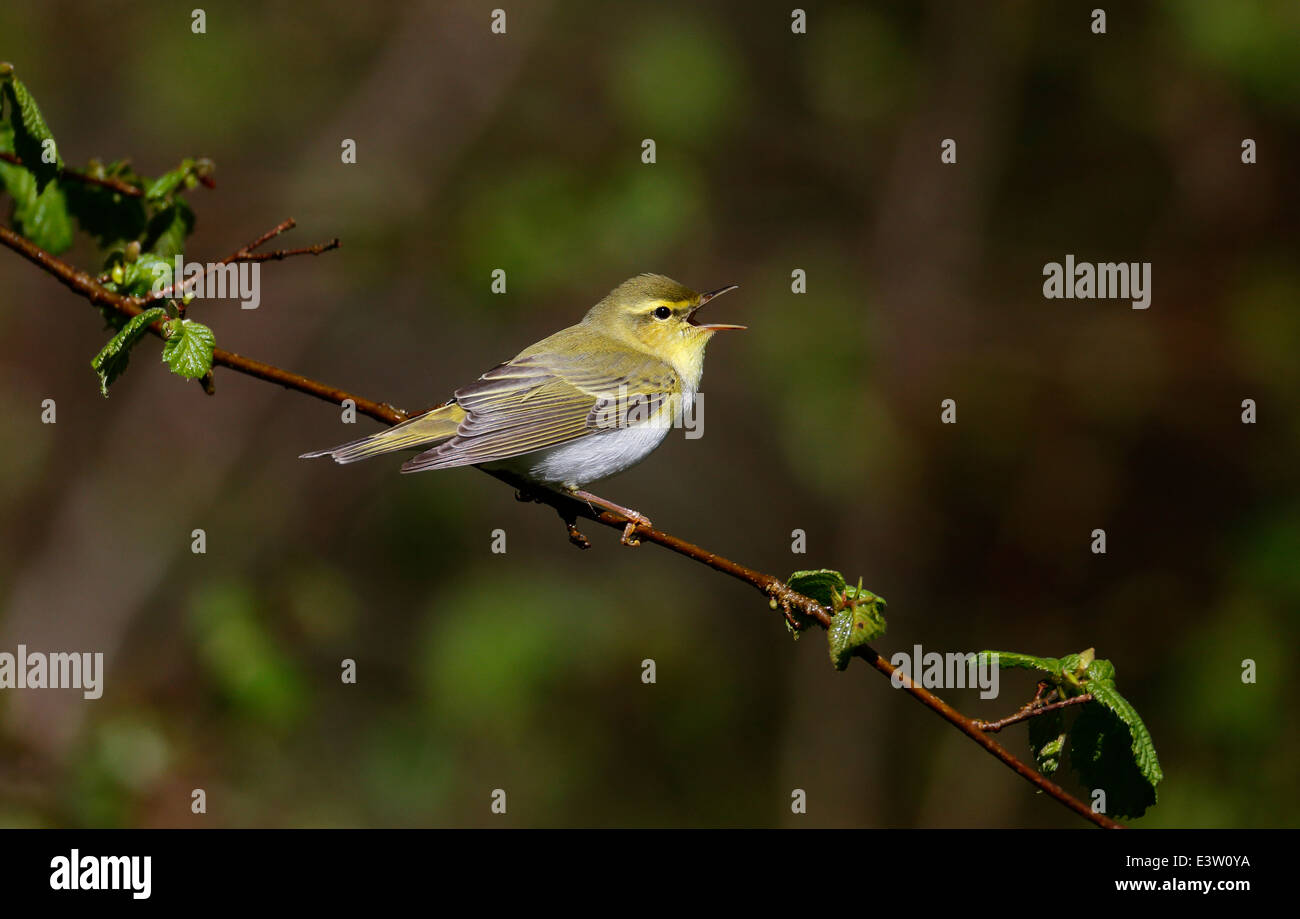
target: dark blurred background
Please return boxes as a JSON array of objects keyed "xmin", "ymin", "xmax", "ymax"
[{"xmin": 1, "ymin": 0, "xmax": 1297, "ymax": 827}]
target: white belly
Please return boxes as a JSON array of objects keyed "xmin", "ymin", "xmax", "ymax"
[
  {"xmin": 484, "ymin": 422, "xmax": 669, "ymax": 488},
  {"xmin": 482, "ymin": 390, "xmax": 690, "ymax": 488}
]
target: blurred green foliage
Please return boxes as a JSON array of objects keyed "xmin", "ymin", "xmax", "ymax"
[
  {"xmin": 0, "ymin": 0, "xmax": 1297, "ymax": 828},
  {"xmin": 189, "ymin": 581, "xmax": 307, "ymax": 727}
]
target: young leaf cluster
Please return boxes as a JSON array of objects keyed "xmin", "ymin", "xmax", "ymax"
[
  {"xmin": 974, "ymin": 648, "xmax": 1163, "ymax": 817},
  {"xmin": 0, "ymin": 63, "xmax": 216, "ymax": 393},
  {"xmin": 785, "ymin": 569, "xmax": 887, "ymax": 669}
]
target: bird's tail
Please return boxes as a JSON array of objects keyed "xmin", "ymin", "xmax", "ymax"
[{"xmin": 300, "ymin": 402, "xmax": 465, "ymax": 464}]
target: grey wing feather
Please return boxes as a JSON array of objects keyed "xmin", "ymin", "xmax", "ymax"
[{"xmin": 400, "ymin": 347, "xmax": 677, "ymax": 473}]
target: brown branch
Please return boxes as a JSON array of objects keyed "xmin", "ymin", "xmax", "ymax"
[
  {"xmin": 492, "ymin": 472, "xmax": 1123, "ymax": 828},
  {"xmin": 209, "ymin": 346, "xmax": 406, "ymax": 422},
  {"xmin": 0, "ymin": 219, "xmax": 1126, "ymax": 830},
  {"xmin": 974, "ymin": 693, "xmax": 1094, "ymax": 733},
  {"xmin": 0, "ymin": 150, "xmax": 145, "ymax": 198}
]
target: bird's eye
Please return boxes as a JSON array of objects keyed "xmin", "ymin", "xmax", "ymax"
[{"xmin": 653, "ymin": 306, "xmax": 672, "ymax": 320}]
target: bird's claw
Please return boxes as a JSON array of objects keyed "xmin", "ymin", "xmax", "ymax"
[
  {"xmin": 619, "ymin": 513, "xmax": 652, "ymax": 547},
  {"xmin": 566, "ymin": 521, "xmax": 591, "ymax": 550}
]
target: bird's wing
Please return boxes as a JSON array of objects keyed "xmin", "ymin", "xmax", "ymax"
[{"xmin": 400, "ymin": 343, "xmax": 679, "ymax": 473}]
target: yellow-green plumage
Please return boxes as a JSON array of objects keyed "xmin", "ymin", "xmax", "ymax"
[
  {"xmin": 300, "ymin": 401, "xmax": 465, "ymax": 463},
  {"xmin": 301, "ymin": 274, "xmax": 741, "ymax": 490}
]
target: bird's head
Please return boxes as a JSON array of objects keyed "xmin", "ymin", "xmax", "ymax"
[{"xmin": 582, "ymin": 273, "xmax": 743, "ymax": 368}]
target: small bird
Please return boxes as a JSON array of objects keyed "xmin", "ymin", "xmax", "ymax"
[{"xmin": 301, "ymin": 274, "xmax": 742, "ymax": 543}]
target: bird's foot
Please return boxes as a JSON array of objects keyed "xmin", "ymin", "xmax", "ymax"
[
  {"xmin": 566, "ymin": 487, "xmax": 653, "ymax": 548},
  {"xmin": 545, "ymin": 503, "xmax": 591, "ymax": 550},
  {"xmin": 619, "ymin": 511, "xmax": 653, "ymax": 547},
  {"xmin": 565, "ymin": 519, "xmax": 592, "ymax": 550}
]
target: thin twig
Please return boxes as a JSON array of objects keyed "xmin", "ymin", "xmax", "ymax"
[
  {"xmin": 145, "ymin": 217, "xmax": 337, "ymax": 310},
  {"xmin": 236, "ymin": 218, "xmax": 297, "ymax": 254},
  {"xmin": 0, "ymin": 220, "xmax": 1126, "ymax": 830},
  {"xmin": 974, "ymin": 693, "xmax": 1094, "ymax": 733},
  {"xmin": 231, "ymin": 239, "xmax": 341, "ymax": 263},
  {"xmin": 974, "ymin": 695, "xmax": 1047, "ymax": 734},
  {"xmin": 0, "ymin": 150, "xmax": 144, "ymax": 198}
]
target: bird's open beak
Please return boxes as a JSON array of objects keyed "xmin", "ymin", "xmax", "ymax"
[{"xmin": 689, "ymin": 284, "xmax": 744, "ymax": 331}]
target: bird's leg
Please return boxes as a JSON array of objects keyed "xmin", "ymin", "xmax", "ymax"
[
  {"xmin": 559, "ymin": 508, "xmax": 591, "ymax": 550},
  {"xmin": 564, "ymin": 520, "xmax": 592, "ymax": 549},
  {"xmin": 567, "ymin": 487, "xmax": 653, "ymax": 547},
  {"xmin": 514, "ymin": 484, "xmax": 591, "ymax": 549}
]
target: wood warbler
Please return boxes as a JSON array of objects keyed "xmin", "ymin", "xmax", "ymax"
[{"xmin": 301, "ymin": 274, "xmax": 742, "ymax": 542}]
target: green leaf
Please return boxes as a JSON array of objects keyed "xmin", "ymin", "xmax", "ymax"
[
  {"xmin": 1086, "ymin": 679, "xmax": 1163, "ymax": 789},
  {"xmin": 0, "ymin": 122, "xmax": 71, "ymax": 252},
  {"xmin": 783, "ymin": 571, "xmax": 887, "ymax": 656},
  {"xmin": 1028, "ymin": 708, "xmax": 1066, "ymax": 776},
  {"xmin": 2, "ymin": 72, "xmax": 62, "ymax": 191},
  {"xmin": 783, "ymin": 569, "xmax": 843, "ymax": 635},
  {"xmin": 94, "ymin": 159, "xmax": 146, "ymax": 190},
  {"xmin": 1084, "ymin": 658, "xmax": 1116, "ymax": 683},
  {"xmin": 102, "ymin": 252, "xmax": 177, "ymax": 299},
  {"xmin": 975, "ymin": 651, "xmax": 1063, "ymax": 679},
  {"xmin": 61, "ymin": 178, "xmax": 147, "ymax": 247},
  {"xmin": 826, "ymin": 587, "xmax": 887, "ymax": 671},
  {"xmin": 161, "ymin": 318, "xmax": 215, "ymax": 380},
  {"xmin": 1068, "ymin": 700, "xmax": 1158, "ymax": 818},
  {"xmin": 22, "ymin": 180, "xmax": 72, "ymax": 252},
  {"xmin": 144, "ymin": 158, "xmax": 196, "ymax": 201},
  {"xmin": 134, "ymin": 253, "xmax": 177, "ymax": 298},
  {"xmin": 142, "ymin": 199, "xmax": 195, "ymax": 259},
  {"xmin": 90, "ymin": 307, "xmax": 167, "ymax": 396},
  {"xmin": 787, "ymin": 569, "xmax": 846, "ymax": 608},
  {"xmin": 981, "ymin": 645, "xmax": 1162, "ymax": 814},
  {"xmin": 2, "ymin": 165, "xmax": 72, "ymax": 253}
]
